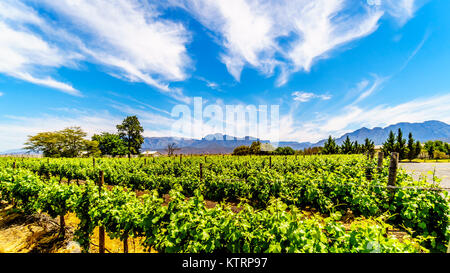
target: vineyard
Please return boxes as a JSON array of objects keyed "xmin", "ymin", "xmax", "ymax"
[{"xmin": 0, "ymin": 155, "xmax": 449, "ymax": 253}]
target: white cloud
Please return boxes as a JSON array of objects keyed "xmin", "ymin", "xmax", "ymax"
[
  {"xmin": 384, "ymin": 0, "xmax": 417, "ymax": 24},
  {"xmin": 353, "ymin": 74, "xmax": 388, "ymax": 103},
  {"xmin": 172, "ymin": 0, "xmax": 418, "ymax": 85},
  {"xmin": 0, "ymin": 92, "xmax": 3, "ymax": 97},
  {"xmin": 40, "ymin": 0, "xmax": 192, "ymax": 100},
  {"xmin": 280, "ymin": 93, "xmax": 450, "ymax": 143},
  {"xmin": 0, "ymin": 112, "xmax": 122, "ymax": 151},
  {"xmin": 14, "ymin": 73, "xmax": 82, "ymax": 97},
  {"xmin": 0, "ymin": 1, "xmax": 82, "ymax": 95},
  {"xmin": 292, "ymin": 91, "xmax": 332, "ymax": 103},
  {"xmin": 0, "ymin": 0, "xmax": 193, "ymax": 101}
]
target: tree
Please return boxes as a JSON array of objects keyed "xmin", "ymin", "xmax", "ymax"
[
  {"xmin": 382, "ymin": 130, "xmax": 396, "ymax": 156},
  {"xmin": 274, "ymin": 146, "xmax": 295, "ymax": 155},
  {"xmin": 341, "ymin": 136, "xmax": 353, "ymax": 154},
  {"xmin": 424, "ymin": 141, "xmax": 435, "ymax": 159},
  {"xmin": 83, "ymin": 140, "xmax": 101, "ymax": 157},
  {"xmin": 406, "ymin": 133, "xmax": 416, "ymax": 162},
  {"xmin": 353, "ymin": 140, "xmax": 361, "ymax": 154},
  {"xmin": 444, "ymin": 143, "xmax": 450, "ymax": 156},
  {"xmin": 323, "ymin": 136, "xmax": 339, "ymax": 154},
  {"xmin": 166, "ymin": 143, "xmax": 181, "ymax": 156},
  {"xmin": 415, "ymin": 141, "xmax": 422, "ymax": 159},
  {"xmin": 394, "ymin": 129, "xmax": 407, "ymax": 160},
  {"xmin": 250, "ymin": 141, "xmax": 262, "ymax": 155},
  {"xmin": 362, "ymin": 138, "xmax": 375, "ymax": 155},
  {"xmin": 24, "ymin": 127, "xmax": 94, "ymax": 158},
  {"xmin": 232, "ymin": 145, "xmax": 250, "ymax": 155},
  {"xmin": 59, "ymin": 127, "xmax": 89, "ymax": 157},
  {"xmin": 116, "ymin": 116, "xmax": 144, "ymax": 158},
  {"xmin": 92, "ymin": 132, "xmax": 128, "ymax": 157}
]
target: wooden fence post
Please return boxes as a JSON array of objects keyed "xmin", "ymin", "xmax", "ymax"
[
  {"xmin": 123, "ymin": 234, "xmax": 128, "ymax": 253},
  {"xmin": 93, "ymin": 158, "xmax": 96, "ymax": 168},
  {"xmin": 199, "ymin": 163, "xmax": 203, "ymax": 180},
  {"xmin": 98, "ymin": 170, "xmax": 105, "ymax": 254},
  {"xmin": 180, "ymin": 154, "xmax": 182, "ymax": 164},
  {"xmin": 388, "ymin": 152, "xmax": 399, "ymax": 187},
  {"xmin": 269, "ymin": 157, "xmax": 272, "ymax": 168},
  {"xmin": 377, "ymin": 152, "xmax": 384, "ymax": 172}
]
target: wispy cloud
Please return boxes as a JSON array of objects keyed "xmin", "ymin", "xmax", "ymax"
[
  {"xmin": 353, "ymin": 74, "xmax": 388, "ymax": 104},
  {"xmin": 170, "ymin": 0, "xmax": 417, "ymax": 85},
  {"xmin": 0, "ymin": 111, "xmax": 122, "ymax": 151},
  {"xmin": 398, "ymin": 29, "xmax": 430, "ymax": 73},
  {"xmin": 0, "ymin": 0, "xmax": 82, "ymax": 95},
  {"xmin": 0, "ymin": 0, "xmax": 194, "ymax": 101},
  {"xmin": 279, "ymin": 93, "xmax": 450, "ymax": 143},
  {"xmin": 196, "ymin": 76, "xmax": 222, "ymax": 91},
  {"xmin": 292, "ymin": 91, "xmax": 332, "ymax": 103},
  {"xmin": 40, "ymin": 0, "xmax": 192, "ymax": 101}
]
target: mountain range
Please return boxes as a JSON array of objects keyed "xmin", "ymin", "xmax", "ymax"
[
  {"xmin": 142, "ymin": 120, "xmax": 450, "ymax": 154},
  {"xmin": 1, "ymin": 120, "xmax": 449, "ymax": 155}
]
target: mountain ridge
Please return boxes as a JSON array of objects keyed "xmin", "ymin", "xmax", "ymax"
[
  {"xmin": 1, "ymin": 120, "xmax": 449, "ymax": 155},
  {"xmin": 142, "ymin": 120, "xmax": 450, "ymax": 154}
]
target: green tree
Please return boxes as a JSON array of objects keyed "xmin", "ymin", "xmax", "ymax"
[
  {"xmin": 353, "ymin": 140, "xmax": 361, "ymax": 154},
  {"xmin": 394, "ymin": 128, "xmax": 407, "ymax": 160},
  {"xmin": 363, "ymin": 138, "xmax": 375, "ymax": 155},
  {"xmin": 415, "ymin": 141, "xmax": 422, "ymax": 159},
  {"xmin": 406, "ymin": 133, "xmax": 416, "ymax": 162},
  {"xmin": 444, "ymin": 143, "xmax": 450, "ymax": 155},
  {"xmin": 232, "ymin": 145, "xmax": 250, "ymax": 155},
  {"xmin": 424, "ymin": 141, "xmax": 435, "ymax": 159},
  {"xmin": 274, "ymin": 146, "xmax": 295, "ymax": 155},
  {"xmin": 382, "ymin": 130, "xmax": 396, "ymax": 156},
  {"xmin": 116, "ymin": 116, "xmax": 144, "ymax": 158},
  {"xmin": 341, "ymin": 136, "xmax": 353, "ymax": 154},
  {"xmin": 83, "ymin": 140, "xmax": 101, "ymax": 158},
  {"xmin": 92, "ymin": 132, "xmax": 128, "ymax": 157},
  {"xmin": 24, "ymin": 127, "xmax": 94, "ymax": 158},
  {"xmin": 323, "ymin": 136, "xmax": 339, "ymax": 154},
  {"xmin": 250, "ymin": 141, "xmax": 262, "ymax": 155}
]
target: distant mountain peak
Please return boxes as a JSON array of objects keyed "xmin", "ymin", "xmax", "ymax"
[{"xmin": 140, "ymin": 120, "xmax": 449, "ymax": 154}]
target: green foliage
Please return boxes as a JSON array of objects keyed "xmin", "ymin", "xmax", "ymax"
[
  {"xmin": 424, "ymin": 140, "xmax": 450, "ymax": 159},
  {"xmin": 92, "ymin": 132, "xmax": 128, "ymax": 157},
  {"xmin": 394, "ymin": 129, "xmax": 407, "ymax": 160},
  {"xmin": 24, "ymin": 127, "xmax": 98, "ymax": 158},
  {"xmin": 341, "ymin": 136, "xmax": 353, "ymax": 154},
  {"xmin": 362, "ymin": 138, "xmax": 375, "ymax": 155},
  {"xmin": 382, "ymin": 130, "xmax": 396, "ymax": 157},
  {"xmin": 323, "ymin": 136, "xmax": 339, "ymax": 155},
  {"xmin": 1, "ymin": 155, "xmax": 449, "ymax": 253},
  {"xmin": 232, "ymin": 145, "xmax": 251, "ymax": 155},
  {"xmin": 274, "ymin": 146, "xmax": 295, "ymax": 155},
  {"xmin": 117, "ymin": 116, "xmax": 144, "ymax": 157},
  {"xmin": 250, "ymin": 141, "xmax": 262, "ymax": 155},
  {"xmin": 407, "ymin": 133, "xmax": 421, "ymax": 162},
  {"xmin": 424, "ymin": 141, "xmax": 436, "ymax": 159}
]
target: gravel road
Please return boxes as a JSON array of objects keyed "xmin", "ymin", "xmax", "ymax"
[{"xmin": 399, "ymin": 163, "xmax": 450, "ymax": 188}]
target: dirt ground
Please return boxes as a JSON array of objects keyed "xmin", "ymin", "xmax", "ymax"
[
  {"xmin": 1, "ymin": 199, "xmax": 412, "ymax": 253},
  {"xmin": 0, "ymin": 201, "xmax": 151, "ymax": 253},
  {"xmin": 399, "ymin": 163, "xmax": 450, "ymax": 188}
]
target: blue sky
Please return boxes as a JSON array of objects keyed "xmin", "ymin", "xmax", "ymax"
[{"xmin": 1, "ymin": 0, "xmax": 450, "ymax": 151}]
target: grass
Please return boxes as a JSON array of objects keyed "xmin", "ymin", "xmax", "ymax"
[{"xmin": 403, "ymin": 159, "xmax": 450, "ymax": 163}]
